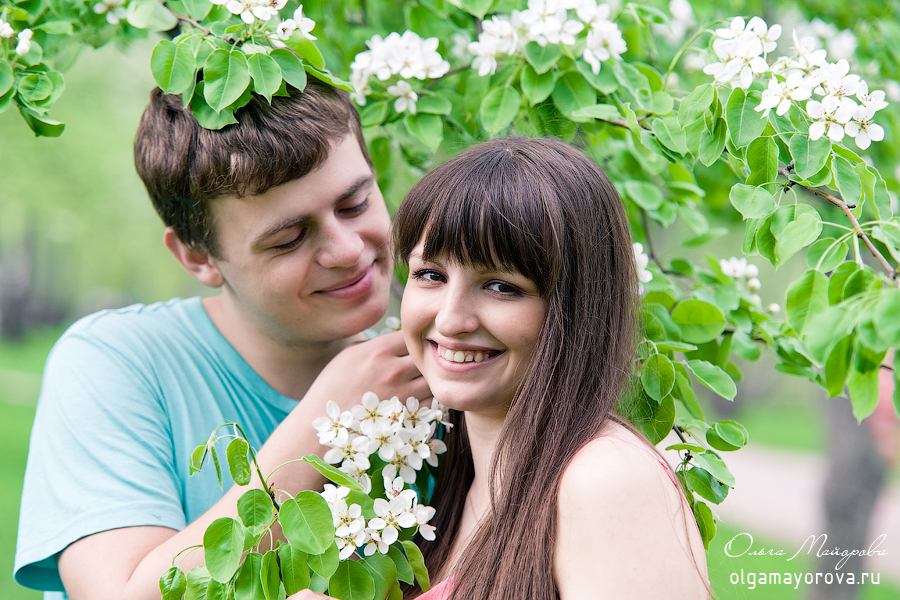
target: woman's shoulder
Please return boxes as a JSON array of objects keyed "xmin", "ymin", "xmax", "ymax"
[{"xmin": 561, "ymin": 423, "xmax": 678, "ymax": 501}]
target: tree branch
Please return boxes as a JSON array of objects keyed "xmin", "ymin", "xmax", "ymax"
[
  {"xmin": 161, "ymin": 1, "xmax": 214, "ymax": 36},
  {"xmin": 778, "ymin": 165, "xmax": 897, "ymax": 279}
]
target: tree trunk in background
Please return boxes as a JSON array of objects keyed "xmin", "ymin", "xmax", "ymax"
[
  {"xmin": 0, "ymin": 229, "xmax": 34, "ymax": 340},
  {"xmin": 808, "ymin": 398, "xmax": 886, "ymax": 600}
]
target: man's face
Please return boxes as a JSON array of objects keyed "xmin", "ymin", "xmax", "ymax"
[{"xmin": 207, "ymin": 135, "xmax": 392, "ymax": 344}]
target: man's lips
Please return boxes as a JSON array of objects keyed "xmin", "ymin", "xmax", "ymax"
[{"xmin": 315, "ymin": 263, "xmax": 375, "ymax": 298}]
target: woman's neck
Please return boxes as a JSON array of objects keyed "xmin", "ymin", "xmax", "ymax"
[{"xmin": 462, "ymin": 410, "xmax": 506, "ymax": 501}]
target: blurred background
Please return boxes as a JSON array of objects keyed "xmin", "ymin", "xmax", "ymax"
[{"xmin": 4, "ymin": 3, "xmax": 900, "ymax": 599}]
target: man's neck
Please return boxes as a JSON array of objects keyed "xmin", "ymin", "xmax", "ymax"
[{"xmin": 201, "ymin": 295, "xmax": 362, "ymax": 400}]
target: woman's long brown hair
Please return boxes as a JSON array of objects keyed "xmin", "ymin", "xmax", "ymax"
[{"xmin": 393, "ymin": 137, "xmax": 640, "ymax": 600}]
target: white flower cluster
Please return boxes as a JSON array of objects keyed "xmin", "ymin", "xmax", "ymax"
[
  {"xmin": 653, "ymin": 0, "xmax": 696, "ymax": 45},
  {"xmin": 313, "ymin": 393, "xmax": 449, "ymax": 559},
  {"xmin": 702, "ymin": 16, "xmax": 888, "ymax": 150},
  {"xmin": 720, "ymin": 256, "xmax": 762, "ymax": 304},
  {"xmin": 1, "ymin": 19, "xmax": 32, "ymax": 57},
  {"xmin": 210, "ymin": 0, "xmax": 287, "ymax": 25},
  {"xmin": 633, "ymin": 242, "xmax": 652, "ymax": 293},
  {"xmin": 349, "ymin": 31, "xmax": 451, "ymax": 111},
  {"xmin": 468, "ymin": 0, "xmax": 626, "ymax": 77},
  {"xmin": 93, "ymin": 0, "xmax": 127, "ymax": 25}
]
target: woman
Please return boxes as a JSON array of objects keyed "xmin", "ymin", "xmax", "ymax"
[{"xmin": 392, "ymin": 136, "xmax": 708, "ymax": 599}]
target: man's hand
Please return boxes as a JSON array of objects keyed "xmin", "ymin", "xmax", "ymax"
[{"xmin": 57, "ymin": 331, "xmax": 428, "ymax": 600}]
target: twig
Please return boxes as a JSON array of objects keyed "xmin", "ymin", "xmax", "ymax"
[
  {"xmin": 162, "ymin": 1, "xmax": 214, "ymax": 36},
  {"xmin": 640, "ymin": 208, "xmax": 666, "ymax": 271},
  {"xmin": 777, "ymin": 165, "xmax": 897, "ymax": 279}
]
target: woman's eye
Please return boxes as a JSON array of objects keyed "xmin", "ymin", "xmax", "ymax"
[
  {"xmin": 487, "ymin": 281, "xmax": 520, "ymax": 294},
  {"xmin": 411, "ymin": 269, "xmax": 445, "ymax": 283}
]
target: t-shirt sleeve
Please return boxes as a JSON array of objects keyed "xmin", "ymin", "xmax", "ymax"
[{"xmin": 14, "ymin": 330, "xmax": 186, "ymax": 592}]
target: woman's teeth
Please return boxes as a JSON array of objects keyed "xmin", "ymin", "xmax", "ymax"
[{"xmin": 438, "ymin": 346, "xmax": 493, "ymax": 363}]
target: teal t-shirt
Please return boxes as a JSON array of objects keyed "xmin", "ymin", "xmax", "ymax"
[{"xmin": 14, "ymin": 298, "xmax": 299, "ymax": 599}]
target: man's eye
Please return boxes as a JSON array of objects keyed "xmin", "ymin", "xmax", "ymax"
[
  {"xmin": 341, "ymin": 197, "xmax": 370, "ymax": 215},
  {"xmin": 273, "ymin": 230, "xmax": 306, "ymax": 251}
]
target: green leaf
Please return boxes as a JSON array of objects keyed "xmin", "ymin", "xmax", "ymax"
[
  {"xmin": 416, "ymin": 94, "xmax": 452, "ymax": 115},
  {"xmin": 190, "ymin": 82, "xmax": 238, "ymax": 130},
  {"xmin": 151, "ymin": 40, "xmax": 196, "ymax": 95},
  {"xmin": 329, "ymin": 561, "xmax": 376, "ymax": 600},
  {"xmin": 805, "ymin": 305, "xmax": 856, "ymax": 365},
  {"xmin": 18, "ymin": 106, "xmax": 65, "ymax": 138},
  {"xmin": 874, "ymin": 290, "xmax": 900, "ymax": 346},
  {"xmin": 848, "ymin": 366, "xmax": 879, "ymax": 422},
  {"xmin": 270, "ymin": 49, "xmax": 307, "ymax": 91},
  {"xmin": 260, "ymin": 551, "xmax": 281, "ymax": 600},
  {"xmin": 0, "ymin": 61, "xmax": 13, "ymax": 97},
  {"xmin": 699, "ymin": 118, "xmax": 728, "ymax": 166},
  {"xmin": 624, "ymin": 180, "xmax": 664, "ymax": 210},
  {"xmin": 745, "ymin": 137, "xmax": 778, "ymax": 189},
  {"xmin": 360, "ymin": 101, "xmax": 389, "ymax": 127},
  {"xmin": 479, "ymin": 86, "xmax": 521, "ymax": 134},
  {"xmin": 405, "ymin": 113, "xmax": 443, "ymax": 151},
  {"xmin": 828, "ymin": 262, "xmax": 860, "ymax": 305},
  {"xmin": 832, "ymin": 156, "xmax": 862, "ymax": 206},
  {"xmin": 785, "ymin": 269, "xmax": 829, "ymax": 335},
  {"xmin": 387, "ymin": 546, "xmax": 414, "ymax": 585},
  {"xmin": 685, "ymin": 466, "xmax": 728, "ymax": 504},
  {"xmin": 204, "ymin": 50, "xmax": 251, "ymax": 113},
  {"xmin": 207, "ymin": 579, "xmax": 226, "ymax": 600},
  {"xmin": 361, "ymin": 553, "xmax": 397, "ymax": 600},
  {"xmin": 693, "ymin": 501, "xmax": 716, "ymax": 551},
  {"xmin": 790, "ymin": 134, "xmax": 831, "ymax": 179},
  {"xmin": 824, "ymin": 335, "xmax": 853, "ymax": 398},
  {"xmin": 279, "ymin": 492, "xmax": 335, "ymax": 555},
  {"xmin": 806, "ymin": 238, "xmax": 848, "ymax": 272},
  {"xmin": 185, "ymin": 566, "xmax": 212, "ymax": 600},
  {"xmin": 726, "ymin": 88, "xmax": 766, "ymax": 148},
  {"xmin": 160, "ymin": 567, "xmax": 187, "ymax": 600},
  {"xmin": 576, "ymin": 60, "xmax": 618, "ymax": 93},
  {"xmin": 126, "ymin": 0, "xmax": 179, "ymax": 31},
  {"xmin": 401, "ymin": 540, "xmax": 430, "ymax": 592},
  {"xmin": 670, "ymin": 300, "xmax": 726, "ymax": 345},
  {"xmin": 641, "ymin": 354, "xmax": 676, "ymax": 402},
  {"xmin": 729, "ymin": 184, "xmax": 776, "ymax": 220},
  {"xmin": 305, "ymin": 64, "xmax": 353, "ymax": 92},
  {"xmin": 692, "ymin": 452, "xmax": 735, "ymax": 486},
  {"xmin": 521, "ymin": 65, "xmax": 555, "ymax": 105},
  {"xmin": 237, "ymin": 488, "xmax": 275, "ymax": 535},
  {"xmin": 226, "ymin": 437, "xmax": 251, "ymax": 486},
  {"xmin": 678, "ymin": 84, "xmax": 714, "ymax": 127},
  {"xmin": 774, "ymin": 212, "xmax": 822, "ymax": 266},
  {"xmin": 571, "ymin": 103, "xmax": 621, "ymax": 121},
  {"xmin": 278, "ymin": 543, "xmax": 310, "ymax": 595},
  {"xmin": 18, "ymin": 74, "xmax": 53, "ymax": 102},
  {"xmin": 686, "ymin": 360, "xmax": 736, "ymax": 400},
  {"xmin": 284, "ymin": 32, "xmax": 325, "ymax": 69},
  {"xmin": 524, "ymin": 42, "xmax": 561, "ymax": 74},
  {"xmin": 461, "ymin": 0, "xmax": 493, "ymax": 17},
  {"xmin": 247, "ymin": 53, "xmax": 282, "ymax": 102},
  {"xmin": 653, "ymin": 116, "xmax": 687, "ymax": 154},
  {"xmin": 204, "ymin": 517, "xmax": 246, "ymax": 583},
  {"xmin": 234, "ymin": 552, "xmax": 264, "ymax": 600},
  {"xmin": 183, "ymin": 0, "xmax": 213, "ymax": 20},
  {"xmin": 189, "ymin": 443, "xmax": 207, "ymax": 476},
  {"xmin": 307, "ymin": 542, "xmax": 339, "ymax": 578},
  {"xmin": 551, "ymin": 72, "xmax": 596, "ymax": 117},
  {"xmin": 301, "ymin": 455, "xmax": 365, "ymax": 491}
]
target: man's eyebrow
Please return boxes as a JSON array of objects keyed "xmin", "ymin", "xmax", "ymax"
[{"xmin": 251, "ymin": 174, "xmax": 375, "ymax": 248}]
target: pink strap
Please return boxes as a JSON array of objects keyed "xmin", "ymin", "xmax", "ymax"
[{"xmin": 416, "ymin": 577, "xmax": 454, "ymax": 600}]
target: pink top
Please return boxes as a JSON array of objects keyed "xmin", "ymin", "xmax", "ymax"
[{"xmin": 415, "ymin": 435, "xmax": 700, "ymax": 600}]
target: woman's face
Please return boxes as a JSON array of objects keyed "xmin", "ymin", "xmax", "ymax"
[{"xmin": 401, "ymin": 239, "xmax": 549, "ymax": 419}]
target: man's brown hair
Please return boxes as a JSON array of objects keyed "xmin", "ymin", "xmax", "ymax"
[{"xmin": 134, "ymin": 80, "xmax": 371, "ymax": 257}]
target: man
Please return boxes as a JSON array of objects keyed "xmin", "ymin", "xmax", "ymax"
[{"xmin": 14, "ymin": 80, "xmax": 428, "ymax": 600}]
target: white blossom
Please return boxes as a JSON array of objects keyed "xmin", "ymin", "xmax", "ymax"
[
  {"xmin": 582, "ymin": 19, "xmax": 626, "ymax": 74},
  {"xmin": 755, "ymin": 74, "xmax": 811, "ymax": 117},
  {"xmin": 807, "ymin": 96, "xmax": 854, "ymax": 142},
  {"xmin": 291, "ymin": 4, "xmax": 317, "ymax": 39},
  {"xmin": 633, "ymin": 243, "xmax": 652, "ymax": 284},
  {"xmin": 312, "ymin": 400, "xmax": 354, "ymax": 447},
  {"xmin": 369, "ymin": 496, "xmax": 418, "ymax": 545},
  {"xmin": 720, "ymin": 257, "xmax": 749, "ymax": 278},
  {"xmin": 351, "ymin": 30, "xmax": 449, "ymax": 105},
  {"xmin": 747, "ymin": 277, "xmax": 761, "ymax": 292},
  {"xmin": 414, "ymin": 504, "xmax": 437, "ymax": 541},
  {"xmin": 767, "ymin": 303, "xmax": 781, "ymax": 313},
  {"xmin": 0, "ymin": 20, "xmax": 13, "ymax": 39},
  {"xmin": 93, "ymin": 0, "xmax": 127, "ymax": 25},
  {"xmin": 844, "ymin": 105, "xmax": 885, "ymax": 150},
  {"xmin": 387, "ymin": 80, "xmax": 418, "ymax": 115},
  {"xmin": 15, "ymin": 29, "xmax": 32, "ymax": 57},
  {"xmin": 856, "ymin": 81, "xmax": 888, "ymax": 112}
]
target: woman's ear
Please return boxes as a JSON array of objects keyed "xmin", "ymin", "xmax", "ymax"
[{"xmin": 163, "ymin": 226, "xmax": 225, "ymax": 288}]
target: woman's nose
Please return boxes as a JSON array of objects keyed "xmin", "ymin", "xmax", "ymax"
[{"xmin": 434, "ymin": 286, "xmax": 479, "ymax": 336}]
